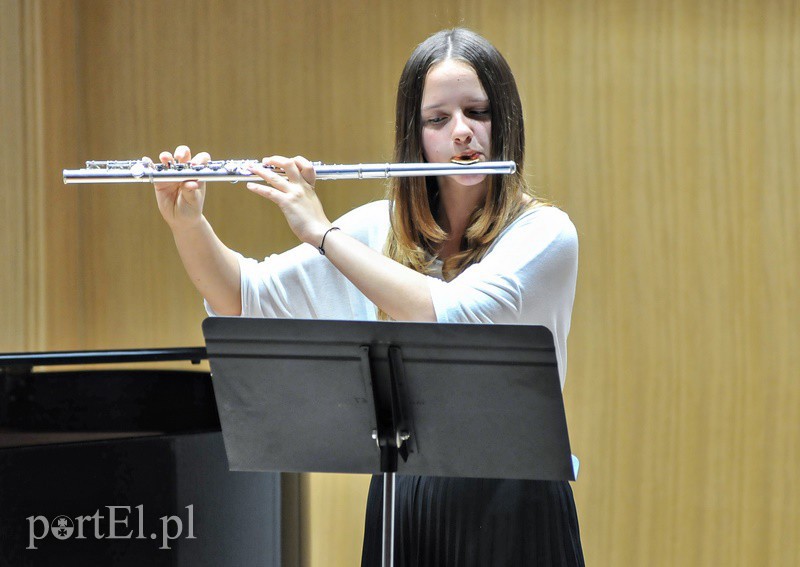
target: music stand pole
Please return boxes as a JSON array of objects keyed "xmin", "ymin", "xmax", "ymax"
[
  {"xmin": 382, "ymin": 473, "xmax": 395, "ymax": 567},
  {"xmin": 369, "ymin": 345, "xmax": 410, "ymax": 567}
]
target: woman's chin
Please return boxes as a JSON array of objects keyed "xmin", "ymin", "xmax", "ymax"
[{"xmin": 451, "ymin": 173, "xmax": 488, "ymax": 187}]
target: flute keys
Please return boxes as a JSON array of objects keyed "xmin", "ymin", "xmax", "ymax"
[{"xmin": 130, "ymin": 162, "xmax": 147, "ymax": 178}]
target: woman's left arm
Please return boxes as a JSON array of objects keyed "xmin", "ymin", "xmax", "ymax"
[
  {"xmin": 247, "ymin": 155, "xmax": 436, "ymax": 322},
  {"xmin": 316, "ymin": 229, "xmax": 437, "ymax": 321}
]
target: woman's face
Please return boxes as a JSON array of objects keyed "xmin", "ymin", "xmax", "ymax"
[{"xmin": 420, "ymin": 59, "xmax": 492, "ymax": 189}]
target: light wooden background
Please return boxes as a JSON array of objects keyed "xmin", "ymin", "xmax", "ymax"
[{"xmin": 2, "ymin": 0, "xmax": 797, "ymax": 565}]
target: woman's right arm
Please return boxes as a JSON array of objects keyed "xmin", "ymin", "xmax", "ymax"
[{"xmin": 153, "ymin": 146, "xmax": 242, "ymax": 316}]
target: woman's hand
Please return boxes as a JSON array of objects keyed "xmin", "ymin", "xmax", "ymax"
[
  {"xmin": 151, "ymin": 145, "xmax": 211, "ymax": 231},
  {"xmin": 246, "ymin": 155, "xmax": 332, "ymax": 246}
]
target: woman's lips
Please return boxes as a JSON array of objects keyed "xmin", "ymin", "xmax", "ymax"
[{"xmin": 450, "ymin": 151, "xmax": 482, "ymax": 165}]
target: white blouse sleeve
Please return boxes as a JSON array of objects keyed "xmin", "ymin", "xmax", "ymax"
[
  {"xmin": 429, "ymin": 207, "xmax": 578, "ymax": 324},
  {"xmin": 427, "ymin": 207, "xmax": 579, "ymax": 385},
  {"xmin": 204, "ymin": 200, "xmax": 391, "ymax": 321}
]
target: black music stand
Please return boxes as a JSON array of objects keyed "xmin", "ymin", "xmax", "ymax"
[{"xmin": 202, "ymin": 318, "xmax": 576, "ymax": 567}]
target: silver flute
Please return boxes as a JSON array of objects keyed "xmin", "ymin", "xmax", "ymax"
[{"xmin": 62, "ymin": 159, "xmax": 516, "ymax": 184}]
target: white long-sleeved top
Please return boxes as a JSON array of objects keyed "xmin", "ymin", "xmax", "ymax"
[{"xmin": 206, "ymin": 200, "xmax": 578, "ymax": 387}]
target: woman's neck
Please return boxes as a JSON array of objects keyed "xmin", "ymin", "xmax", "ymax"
[{"xmin": 436, "ymin": 181, "xmax": 488, "ymax": 259}]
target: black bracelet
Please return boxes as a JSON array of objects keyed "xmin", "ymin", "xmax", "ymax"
[{"xmin": 318, "ymin": 226, "xmax": 341, "ymax": 255}]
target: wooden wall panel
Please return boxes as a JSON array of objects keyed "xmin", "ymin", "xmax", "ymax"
[
  {"xmin": 0, "ymin": 0, "xmax": 81, "ymax": 351},
  {"xmin": 2, "ymin": 0, "xmax": 797, "ymax": 565},
  {"xmin": 0, "ymin": 0, "xmax": 27, "ymax": 350}
]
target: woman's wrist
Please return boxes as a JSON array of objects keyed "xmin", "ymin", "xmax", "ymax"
[
  {"xmin": 169, "ymin": 214, "xmax": 208, "ymax": 236},
  {"xmin": 301, "ymin": 221, "xmax": 335, "ymax": 249},
  {"xmin": 317, "ymin": 226, "xmax": 341, "ymax": 255}
]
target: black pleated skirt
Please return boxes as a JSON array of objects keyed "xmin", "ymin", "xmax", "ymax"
[{"xmin": 361, "ymin": 475, "xmax": 584, "ymax": 567}]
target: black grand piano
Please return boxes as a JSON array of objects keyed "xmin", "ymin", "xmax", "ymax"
[{"xmin": 0, "ymin": 348, "xmax": 281, "ymax": 567}]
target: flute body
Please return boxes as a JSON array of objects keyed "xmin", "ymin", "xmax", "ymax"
[{"xmin": 62, "ymin": 160, "xmax": 517, "ymax": 184}]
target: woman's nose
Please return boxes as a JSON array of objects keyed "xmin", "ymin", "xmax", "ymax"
[{"xmin": 451, "ymin": 112, "xmax": 473, "ymax": 144}]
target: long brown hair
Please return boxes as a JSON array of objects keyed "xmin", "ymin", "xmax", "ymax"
[{"xmin": 384, "ymin": 28, "xmax": 542, "ymax": 296}]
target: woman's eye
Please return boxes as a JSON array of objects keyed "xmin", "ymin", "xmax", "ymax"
[
  {"xmin": 425, "ymin": 116, "xmax": 446, "ymax": 125},
  {"xmin": 469, "ymin": 109, "xmax": 490, "ymax": 118}
]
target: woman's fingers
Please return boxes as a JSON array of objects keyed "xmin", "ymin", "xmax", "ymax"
[
  {"xmin": 294, "ymin": 156, "xmax": 317, "ymax": 185},
  {"xmin": 160, "ymin": 146, "xmax": 207, "ymax": 166},
  {"xmin": 248, "ymin": 155, "xmax": 317, "ymax": 194},
  {"xmin": 154, "ymin": 151, "xmax": 177, "ymax": 193},
  {"xmin": 247, "ymin": 165, "xmax": 285, "ymax": 192},
  {"xmin": 270, "ymin": 156, "xmax": 301, "ymax": 182},
  {"xmin": 246, "ymin": 155, "xmax": 313, "ymax": 206},
  {"xmin": 261, "ymin": 155, "xmax": 311, "ymax": 184},
  {"xmin": 246, "ymin": 182, "xmax": 279, "ymax": 201},
  {"xmin": 246, "ymin": 155, "xmax": 329, "ymax": 244},
  {"xmin": 248, "ymin": 157, "xmax": 293, "ymax": 192},
  {"xmin": 182, "ymin": 152, "xmax": 211, "ymax": 191},
  {"xmin": 154, "ymin": 147, "xmax": 210, "ymax": 193},
  {"xmin": 192, "ymin": 151, "xmax": 211, "ymax": 166},
  {"xmin": 174, "ymin": 145, "xmax": 192, "ymax": 164}
]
